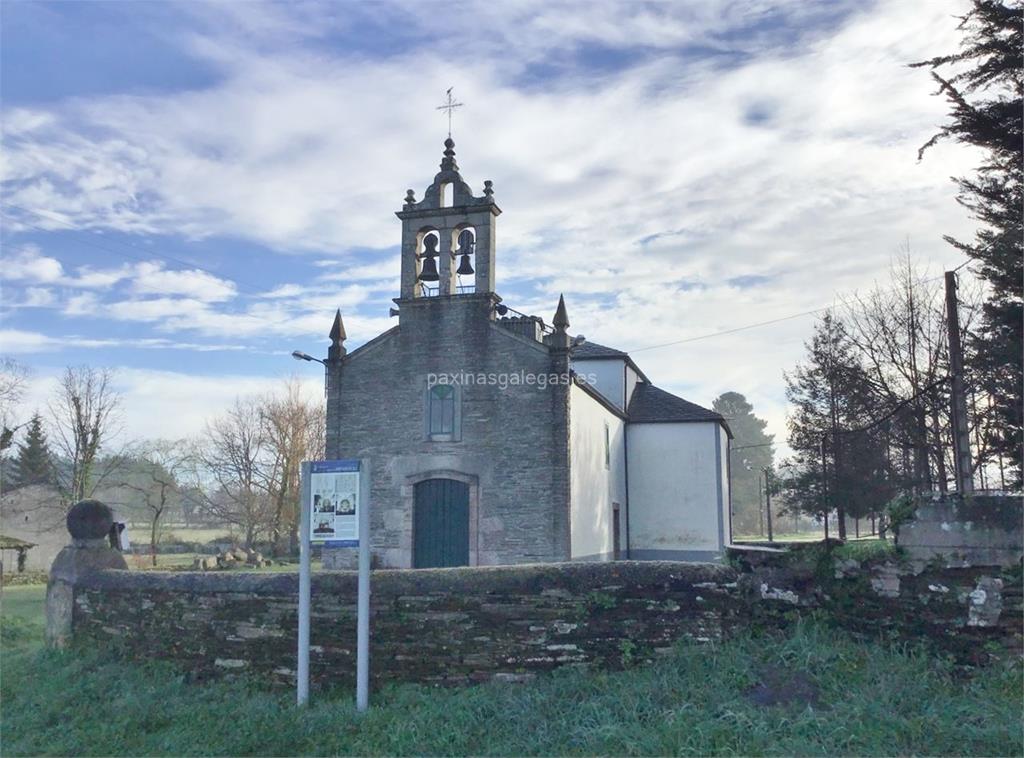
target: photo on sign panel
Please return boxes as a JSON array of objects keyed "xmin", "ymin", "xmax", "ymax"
[
  {"xmin": 314, "ymin": 494, "xmax": 336, "ymax": 514},
  {"xmin": 313, "ymin": 517, "xmax": 335, "ymax": 536}
]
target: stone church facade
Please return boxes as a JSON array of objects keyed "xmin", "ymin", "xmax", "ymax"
[{"xmin": 323, "ymin": 139, "xmax": 731, "ymax": 570}]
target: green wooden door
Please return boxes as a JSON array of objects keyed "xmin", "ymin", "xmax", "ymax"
[{"xmin": 413, "ymin": 479, "xmax": 470, "ymax": 568}]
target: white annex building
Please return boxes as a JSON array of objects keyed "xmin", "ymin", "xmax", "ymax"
[
  {"xmin": 568, "ymin": 342, "xmax": 733, "ymax": 562},
  {"xmin": 323, "ymin": 138, "xmax": 732, "ymax": 569}
]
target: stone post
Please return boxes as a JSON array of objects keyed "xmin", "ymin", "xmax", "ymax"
[{"xmin": 45, "ymin": 499, "xmax": 128, "ymax": 648}]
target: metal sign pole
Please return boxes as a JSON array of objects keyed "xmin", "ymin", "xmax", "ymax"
[
  {"xmin": 297, "ymin": 461, "xmax": 312, "ymax": 706},
  {"xmin": 356, "ymin": 458, "xmax": 371, "ymax": 712}
]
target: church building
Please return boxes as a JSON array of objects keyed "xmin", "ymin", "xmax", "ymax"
[{"xmin": 322, "ymin": 138, "xmax": 732, "ymax": 569}]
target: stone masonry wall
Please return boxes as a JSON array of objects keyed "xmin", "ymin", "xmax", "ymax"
[
  {"xmin": 325, "ymin": 294, "xmax": 572, "ymax": 569},
  {"xmin": 74, "ymin": 562, "xmax": 740, "ymax": 688},
  {"xmin": 70, "ymin": 559, "xmax": 1020, "ymax": 689},
  {"xmin": 900, "ymin": 494, "xmax": 1023, "ymax": 568}
]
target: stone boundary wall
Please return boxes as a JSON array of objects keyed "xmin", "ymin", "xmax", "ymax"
[
  {"xmin": 901, "ymin": 494, "xmax": 1023, "ymax": 568},
  {"xmin": 73, "ymin": 562, "xmax": 743, "ymax": 687},
  {"xmin": 67, "ymin": 558, "xmax": 1021, "ymax": 688}
]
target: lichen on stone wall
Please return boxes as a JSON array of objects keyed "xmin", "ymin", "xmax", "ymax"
[{"xmin": 66, "ymin": 554, "xmax": 1023, "ymax": 688}]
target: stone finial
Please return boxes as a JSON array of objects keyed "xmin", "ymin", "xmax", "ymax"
[
  {"xmin": 67, "ymin": 499, "xmax": 114, "ymax": 546},
  {"xmin": 553, "ymin": 294, "xmax": 570, "ymax": 332},
  {"xmin": 440, "ymin": 137, "xmax": 459, "ymax": 172},
  {"xmin": 483, "ymin": 180, "xmax": 494, "ymax": 198},
  {"xmin": 328, "ymin": 309, "xmax": 347, "ymax": 361},
  {"xmin": 404, "ymin": 189, "xmax": 416, "ymax": 206}
]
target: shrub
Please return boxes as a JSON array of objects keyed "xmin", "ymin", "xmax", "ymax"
[{"xmin": 884, "ymin": 493, "xmax": 917, "ymax": 544}]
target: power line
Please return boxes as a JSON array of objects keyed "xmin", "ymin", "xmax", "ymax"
[
  {"xmin": 731, "ymin": 442, "xmax": 775, "ymax": 452},
  {"xmin": 629, "ymin": 308, "xmax": 830, "ymax": 353},
  {"xmin": 832, "ymin": 375, "xmax": 950, "ymax": 437},
  {"xmin": 2, "ymin": 202, "xmax": 990, "ymax": 356},
  {"xmin": 626, "ymin": 269, "xmax": 957, "ymax": 354}
]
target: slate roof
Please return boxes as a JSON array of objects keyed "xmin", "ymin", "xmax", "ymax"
[
  {"xmin": 0, "ymin": 535, "xmax": 36, "ymax": 550},
  {"xmin": 571, "ymin": 341, "xmax": 628, "ymax": 359},
  {"xmin": 627, "ymin": 382, "xmax": 726, "ymax": 427}
]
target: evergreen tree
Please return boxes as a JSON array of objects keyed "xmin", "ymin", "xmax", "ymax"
[
  {"xmin": 913, "ymin": 0, "xmax": 1023, "ymax": 484},
  {"xmin": 713, "ymin": 392, "xmax": 773, "ymax": 537},
  {"xmin": 784, "ymin": 314, "xmax": 894, "ymax": 538},
  {"xmin": 10, "ymin": 413, "xmax": 54, "ymax": 489}
]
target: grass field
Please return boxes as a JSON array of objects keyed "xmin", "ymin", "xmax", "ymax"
[
  {"xmin": 732, "ymin": 532, "xmax": 886, "ymax": 544},
  {"xmin": 1, "ymin": 583, "xmax": 1020, "ymax": 757}
]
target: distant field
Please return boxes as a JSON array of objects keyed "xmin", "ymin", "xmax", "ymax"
[
  {"xmin": 155, "ymin": 526, "xmax": 239, "ymax": 544},
  {"xmin": 733, "ymin": 531, "xmax": 824, "ymax": 543},
  {"xmin": 128, "ymin": 553, "xmax": 320, "ymax": 572},
  {"xmin": 733, "ymin": 531, "xmax": 884, "ymax": 544}
]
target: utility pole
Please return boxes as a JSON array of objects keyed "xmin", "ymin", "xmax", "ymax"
[
  {"xmin": 820, "ymin": 433, "xmax": 830, "ymax": 541},
  {"xmin": 757, "ymin": 475, "xmax": 764, "ymax": 536},
  {"xmin": 945, "ymin": 271, "xmax": 974, "ymax": 493},
  {"xmin": 763, "ymin": 467, "xmax": 774, "ymax": 543}
]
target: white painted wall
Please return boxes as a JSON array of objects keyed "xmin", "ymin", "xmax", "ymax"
[
  {"xmin": 718, "ymin": 425, "xmax": 732, "ymax": 545},
  {"xmin": 627, "ymin": 422, "xmax": 725, "ymax": 557},
  {"xmin": 572, "ymin": 358, "xmax": 625, "ymax": 409},
  {"xmin": 625, "ymin": 366, "xmax": 640, "ymax": 407},
  {"xmin": 569, "ymin": 384, "xmax": 627, "ymax": 560}
]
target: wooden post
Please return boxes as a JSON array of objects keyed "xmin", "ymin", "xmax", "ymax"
[
  {"xmin": 945, "ymin": 271, "xmax": 974, "ymax": 493},
  {"xmin": 820, "ymin": 433, "xmax": 830, "ymax": 541}
]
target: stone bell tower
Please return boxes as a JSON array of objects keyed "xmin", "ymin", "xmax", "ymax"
[{"xmin": 395, "ymin": 138, "xmax": 500, "ymax": 301}]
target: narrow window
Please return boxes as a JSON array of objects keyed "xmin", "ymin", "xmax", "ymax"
[
  {"xmin": 428, "ymin": 384, "xmax": 456, "ymax": 438},
  {"xmin": 440, "ymin": 183, "xmax": 452, "ymax": 208},
  {"xmin": 604, "ymin": 422, "xmax": 611, "ymax": 469}
]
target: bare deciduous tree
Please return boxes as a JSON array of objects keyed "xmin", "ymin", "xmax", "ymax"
[
  {"xmin": 258, "ymin": 378, "xmax": 325, "ymax": 555},
  {"xmin": 0, "ymin": 357, "xmax": 31, "ymax": 453},
  {"xmin": 841, "ymin": 253, "xmax": 987, "ymax": 494},
  {"xmin": 108, "ymin": 440, "xmax": 188, "ymax": 566},
  {"xmin": 191, "ymin": 397, "xmax": 273, "ymax": 548},
  {"xmin": 48, "ymin": 365, "xmax": 122, "ymax": 505}
]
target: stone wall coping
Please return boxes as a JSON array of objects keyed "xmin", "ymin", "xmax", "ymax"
[{"xmin": 76, "ymin": 560, "xmax": 738, "ymax": 597}]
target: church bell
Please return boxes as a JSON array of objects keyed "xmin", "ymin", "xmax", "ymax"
[
  {"xmin": 455, "ymin": 228, "xmax": 475, "ymax": 276},
  {"xmin": 418, "ymin": 255, "xmax": 440, "ymax": 282},
  {"xmin": 418, "ymin": 233, "xmax": 441, "ymax": 282}
]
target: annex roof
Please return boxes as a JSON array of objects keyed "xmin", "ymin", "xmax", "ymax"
[{"xmin": 627, "ymin": 382, "xmax": 728, "ymax": 429}]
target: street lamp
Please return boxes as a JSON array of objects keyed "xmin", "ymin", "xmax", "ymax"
[
  {"xmin": 291, "ymin": 350, "xmax": 326, "ymax": 366},
  {"xmin": 291, "ymin": 350, "xmax": 328, "ymax": 396}
]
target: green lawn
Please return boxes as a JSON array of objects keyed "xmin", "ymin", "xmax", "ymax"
[
  {"xmin": 1, "ymin": 582, "xmax": 1019, "ymax": 757},
  {"xmin": 733, "ymin": 532, "xmax": 886, "ymax": 544},
  {"xmin": 0, "ymin": 584, "xmax": 46, "ymax": 648}
]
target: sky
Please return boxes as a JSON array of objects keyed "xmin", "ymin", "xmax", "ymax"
[{"xmin": 0, "ymin": 0, "xmax": 980, "ymax": 451}]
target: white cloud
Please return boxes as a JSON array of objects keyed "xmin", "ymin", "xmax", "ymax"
[
  {"xmin": 16, "ymin": 365, "xmax": 322, "ymax": 444},
  {"xmin": 0, "ymin": 329, "xmax": 60, "ymax": 353},
  {"xmin": 64, "ymin": 292, "xmax": 100, "ymax": 316},
  {"xmin": 20, "ymin": 287, "xmax": 55, "ymax": 307},
  {"xmin": 131, "ymin": 261, "xmax": 236, "ymax": 301},
  {"xmin": 0, "ymin": 0, "xmax": 982, "ymax": 450},
  {"xmin": 0, "ymin": 328, "xmax": 254, "ymax": 355},
  {"xmin": 72, "ymin": 264, "xmax": 134, "ymax": 289},
  {"xmin": 2, "ymin": 245, "xmax": 64, "ymax": 283}
]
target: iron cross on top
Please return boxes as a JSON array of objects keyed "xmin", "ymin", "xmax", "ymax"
[{"xmin": 436, "ymin": 87, "xmax": 464, "ymax": 138}]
